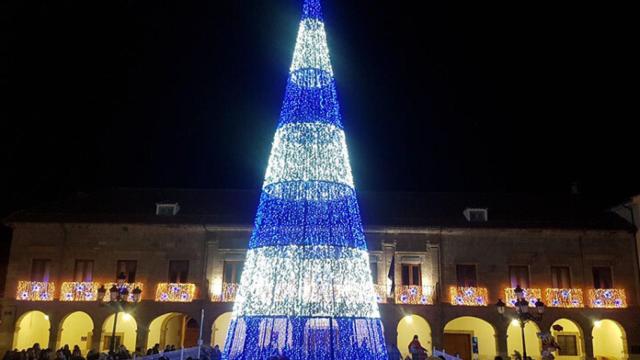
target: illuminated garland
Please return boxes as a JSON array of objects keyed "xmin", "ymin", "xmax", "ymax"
[
  {"xmin": 16, "ymin": 281, "xmax": 55, "ymax": 301},
  {"xmin": 449, "ymin": 287, "xmax": 489, "ymax": 306},
  {"xmin": 60, "ymin": 282, "xmax": 99, "ymax": 301},
  {"xmin": 504, "ymin": 288, "xmax": 542, "ymax": 307},
  {"xmin": 545, "ymin": 288, "xmax": 584, "ymax": 308},
  {"xmin": 102, "ymin": 282, "xmax": 144, "ymax": 302},
  {"xmin": 395, "ymin": 285, "xmax": 435, "ymax": 305},
  {"xmin": 223, "ymin": 0, "xmax": 387, "ymax": 358},
  {"xmin": 587, "ymin": 289, "xmax": 627, "ymax": 308},
  {"xmin": 155, "ymin": 283, "xmax": 195, "ymax": 302},
  {"xmin": 373, "ymin": 284, "xmax": 387, "ymax": 304}
]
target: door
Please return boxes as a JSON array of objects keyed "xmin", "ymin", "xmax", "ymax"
[{"xmin": 443, "ymin": 333, "xmax": 471, "ymax": 360}]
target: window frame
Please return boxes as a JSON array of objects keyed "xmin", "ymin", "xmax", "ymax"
[
  {"xmin": 456, "ymin": 264, "xmax": 478, "ymax": 287},
  {"xmin": 550, "ymin": 266, "xmax": 572, "ymax": 288},
  {"xmin": 508, "ymin": 265, "xmax": 530, "ymax": 288},
  {"xmin": 30, "ymin": 259, "xmax": 52, "ymax": 282},
  {"xmin": 168, "ymin": 260, "xmax": 189, "ymax": 283},
  {"xmin": 400, "ymin": 263, "xmax": 422, "ymax": 286},
  {"xmin": 223, "ymin": 261, "xmax": 244, "ymax": 284},
  {"xmin": 116, "ymin": 260, "xmax": 138, "ymax": 283},
  {"xmin": 74, "ymin": 259, "xmax": 94, "ymax": 282},
  {"xmin": 592, "ymin": 266, "xmax": 614, "ymax": 289}
]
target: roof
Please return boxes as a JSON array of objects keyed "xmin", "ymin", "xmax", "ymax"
[{"xmin": 3, "ymin": 188, "xmax": 632, "ymax": 231}]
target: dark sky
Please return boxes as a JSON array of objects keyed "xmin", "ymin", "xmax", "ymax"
[{"xmin": 2, "ymin": 0, "xmax": 638, "ymax": 217}]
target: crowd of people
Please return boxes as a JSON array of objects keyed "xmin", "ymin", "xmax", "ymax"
[{"xmin": 3, "ymin": 344, "xmax": 136, "ymax": 360}]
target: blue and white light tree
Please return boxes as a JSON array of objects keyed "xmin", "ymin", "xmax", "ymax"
[{"xmin": 223, "ymin": 1, "xmax": 388, "ymax": 359}]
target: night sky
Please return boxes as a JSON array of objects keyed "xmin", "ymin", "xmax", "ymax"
[{"xmin": 2, "ymin": 0, "xmax": 638, "ymax": 218}]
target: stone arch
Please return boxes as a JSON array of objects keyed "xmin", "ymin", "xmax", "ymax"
[
  {"xmin": 550, "ymin": 318, "xmax": 585, "ymax": 360},
  {"xmin": 506, "ymin": 319, "xmax": 541, "ymax": 359},
  {"xmin": 58, "ymin": 311, "xmax": 95, "ymax": 352},
  {"xmin": 146, "ymin": 312, "xmax": 198, "ymax": 350},
  {"xmin": 444, "ymin": 316, "xmax": 497, "ymax": 360},
  {"xmin": 100, "ymin": 313, "xmax": 138, "ymax": 352},
  {"xmin": 13, "ymin": 310, "xmax": 51, "ymax": 350},
  {"xmin": 397, "ymin": 314, "xmax": 432, "ymax": 359},
  {"xmin": 592, "ymin": 319, "xmax": 628, "ymax": 360},
  {"xmin": 211, "ymin": 312, "xmax": 233, "ymax": 348}
]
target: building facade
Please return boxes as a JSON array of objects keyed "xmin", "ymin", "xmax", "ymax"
[{"xmin": 1, "ymin": 189, "xmax": 639, "ymax": 360}]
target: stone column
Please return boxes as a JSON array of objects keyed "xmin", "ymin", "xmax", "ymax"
[
  {"xmin": 430, "ymin": 324, "xmax": 444, "ymax": 351},
  {"xmin": 135, "ymin": 328, "xmax": 149, "ymax": 353},
  {"xmin": 48, "ymin": 315, "xmax": 60, "ymax": 351},
  {"xmin": 495, "ymin": 329, "xmax": 508, "ymax": 360},
  {"xmin": 90, "ymin": 328, "xmax": 102, "ymax": 352},
  {"xmin": 583, "ymin": 334, "xmax": 594, "ymax": 360}
]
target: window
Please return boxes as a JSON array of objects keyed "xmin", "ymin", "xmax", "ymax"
[
  {"xmin": 102, "ymin": 335, "xmax": 122, "ymax": 351},
  {"xmin": 370, "ymin": 262, "xmax": 378, "ymax": 284},
  {"xmin": 169, "ymin": 260, "xmax": 189, "ymax": 283},
  {"xmin": 117, "ymin": 260, "xmax": 137, "ymax": 282},
  {"xmin": 456, "ymin": 264, "xmax": 477, "ymax": 287},
  {"xmin": 74, "ymin": 260, "xmax": 94, "ymax": 282},
  {"xmin": 156, "ymin": 202, "xmax": 179, "ymax": 216},
  {"xmin": 463, "ymin": 208, "xmax": 488, "ymax": 222},
  {"xmin": 401, "ymin": 264, "xmax": 421, "ymax": 286},
  {"xmin": 592, "ymin": 267, "xmax": 613, "ymax": 289},
  {"xmin": 31, "ymin": 259, "xmax": 51, "ymax": 282},
  {"xmin": 509, "ymin": 266, "xmax": 530, "ymax": 288},
  {"xmin": 556, "ymin": 335, "xmax": 578, "ymax": 355},
  {"xmin": 550, "ymin": 266, "xmax": 571, "ymax": 288},
  {"xmin": 223, "ymin": 261, "xmax": 244, "ymax": 284}
]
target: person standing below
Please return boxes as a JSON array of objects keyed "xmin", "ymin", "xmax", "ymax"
[
  {"xmin": 210, "ymin": 346, "xmax": 221, "ymax": 360},
  {"xmin": 408, "ymin": 335, "xmax": 427, "ymax": 360}
]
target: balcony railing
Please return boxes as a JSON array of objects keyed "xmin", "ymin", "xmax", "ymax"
[
  {"xmin": 155, "ymin": 283, "xmax": 196, "ymax": 302},
  {"xmin": 102, "ymin": 282, "xmax": 144, "ymax": 302},
  {"xmin": 545, "ymin": 288, "xmax": 584, "ymax": 308},
  {"xmin": 587, "ymin": 288, "xmax": 627, "ymax": 308},
  {"xmin": 395, "ymin": 285, "xmax": 435, "ymax": 305},
  {"xmin": 449, "ymin": 287, "xmax": 488, "ymax": 306},
  {"xmin": 16, "ymin": 281, "xmax": 55, "ymax": 301},
  {"xmin": 60, "ymin": 282, "xmax": 99, "ymax": 301},
  {"xmin": 373, "ymin": 284, "xmax": 387, "ymax": 304},
  {"xmin": 504, "ymin": 287, "xmax": 542, "ymax": 307}
]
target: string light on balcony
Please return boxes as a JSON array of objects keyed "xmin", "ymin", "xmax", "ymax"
[
  {"xmin": 587, "ymin": 288, "xmax": 627, "ymax": 308},
  {"xmin": 16, "ymin": 281, "xmax": 55, "ymax": 301}
]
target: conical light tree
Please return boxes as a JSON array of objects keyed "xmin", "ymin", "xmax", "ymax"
[{"xmin": 223, "ymin": 1, "xmax": 388, "ymax": 359}]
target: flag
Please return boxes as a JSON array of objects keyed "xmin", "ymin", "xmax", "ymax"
[{"xmin": 387, "ymin": 255, "xmax": 395, "ymax": 297}]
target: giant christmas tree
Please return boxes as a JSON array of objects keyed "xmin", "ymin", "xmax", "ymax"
[{"xmin": 223, "ymin": 0, "xmax": 388, "ymax": 359}]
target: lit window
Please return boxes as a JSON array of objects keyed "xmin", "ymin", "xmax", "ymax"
[
  {"xmin": 463, "ymin": 208, "xmax": 488, "ymax": 222},
  {"xmin": 557, "ymin": 335, "xmax": 578, "ymax": 355},
  {"xmin": 370, "ymin": 262, "xmax": 378, "ymax": 284},
  {"xmin": 156, "ymin": 202, "xmax": 180, "ymax": 216}
]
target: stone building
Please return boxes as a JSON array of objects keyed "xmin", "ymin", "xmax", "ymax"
[{"xmin": 1, "ymin": 189, "xmax": 638, "ymax": 360}]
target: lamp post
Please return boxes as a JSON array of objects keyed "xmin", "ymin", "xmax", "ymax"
[
  {"xmin": 97, "ymin": 272, "xmax": 142, "ymax": 354},
  {"xmin": 496, "ymin": 285, "xmax": 545, "ymax": 360}
]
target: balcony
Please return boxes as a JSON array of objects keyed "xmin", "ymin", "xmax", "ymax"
[
  {"xmin": 60, "ymin": 282, "xmax": 100, "ymax": 301},
  {"xmin": 587, "ymin": 288, "xmax": 627, "ymax": 308},
  {"xmin": 155, "ymin": 283, "xmax": 196, "ymax": 302},
  {"xmin": 504, "ymin": 287, "xmax": 542, "ymax": 307},
  {"xmin": 395, "ymin": 285, "xmax": 435, "ymax": 305},
  {"xmin": 449, "ymin": 287, "xmax": 488, "ymax": 306},
  {"xmin": 212, "ymin": 282, "xmax": 239, "ymax": 302},
  {"xmin": 545, "ymin": 288, "xmax": 584, "ymax": 308},
  {"xmin": 102, "ymin": 282, "xmax": 144, "ymax": 302},
  {"xmin": 373, "ymin": 284, "xmax": 387, "ymax": 304},
  {"xmin": 16, "ymin": 281, "xmax": 55, "ymax": 301}
]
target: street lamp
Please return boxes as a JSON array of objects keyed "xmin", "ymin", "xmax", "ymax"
[
  {"xmin": 97, "ymin": 272, "xmax": 142, "ymax": 354},
  {"xmin": 496, "ymin": 285, "xmax": 545, "ymax": 360}
]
